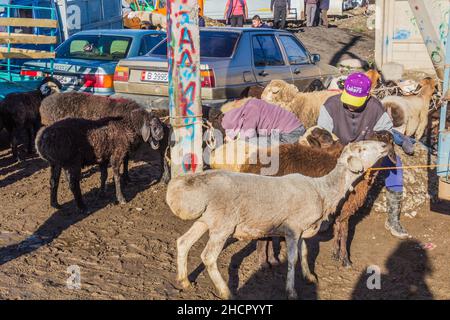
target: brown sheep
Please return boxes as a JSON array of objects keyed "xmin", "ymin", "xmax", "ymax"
[
  {"xmin": 210, "ymin": 128, "xmax": 397, "ymax": 269},
  {"xmin": 261, "ymin": 80, "xmax": 339, "ymax": 128},
  {"xmin": 382, "ymin": 77, "xmax": 436, "ymax": 141}
]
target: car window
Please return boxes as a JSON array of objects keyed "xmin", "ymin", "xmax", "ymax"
[
  {"xmin": 252, "ymin": 35, "xmax": 285, "ymax": 67},
  {"xmin": 149, "ymin": 31, "xmax": 239, "ymax": 58},
  {"xmin": 279, "ymin": 35, "xmax": 310, "ymax": 65},
  {"xmin": 56, "ymin": 35, "xmax": 132, "ymax": 61},
  {"xmin": 139, "ymin": 34, "xmax": 165, "ymax": 56}
]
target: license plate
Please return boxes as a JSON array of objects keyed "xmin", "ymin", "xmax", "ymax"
[
  {"xmin": 53, "ymin": 75, "xmax": 79, "ymax": 86},
  {"xmin": 141, "ymin": 71, "xmax": 168, "ymax": 83}
]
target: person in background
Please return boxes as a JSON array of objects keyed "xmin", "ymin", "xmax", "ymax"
[
  {"xmin": 319, "ymin": 0, "xmax": 330, "ymax": 28},
  {"xmin": 215, "ymin": 98, "xmax": 306, "ymax": 145},
  {"xmin": 199, "ymin": 7, "xmax": 206, "ymax": 27},
  {"xmin": 305, "ymin": 0, "xmax": 318, "ymax": 27},
  {"xmin": 252, "ymin": 15, "xmax": 269, "ymax": 28},
  {"xmin": 224, "ymin": 0, "xmax": 248, "ymax": 28},
  {"xmin": 317, "ymin": 72, "xmax": 411, "ymax": 240},
  {"xmin": 271, "ymin": 0, "xmax": 290, "ymax": 29}
]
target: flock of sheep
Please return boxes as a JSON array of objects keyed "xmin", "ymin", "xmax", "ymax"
[{"xmin": 0, "ymin": 70, "xmax": 436, "ymax": 299}]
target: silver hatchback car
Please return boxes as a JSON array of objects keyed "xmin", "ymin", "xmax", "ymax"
[{"xmin": 113, "ymin": 27, "xmax": 339, "ymax": 108}]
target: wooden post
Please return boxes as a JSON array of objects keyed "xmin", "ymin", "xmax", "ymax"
[{"xmin": 167, "ymin": 0, "xmax": 203, "ymax": 177}]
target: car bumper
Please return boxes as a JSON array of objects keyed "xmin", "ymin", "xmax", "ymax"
[{"xmin": 111, "ymin": 92, "xmax": 228, "ymax": 109}]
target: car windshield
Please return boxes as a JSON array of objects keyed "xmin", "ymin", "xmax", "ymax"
[
  {"xmin": 149, "ymin": 31, "xmax": 239, "ymax": 58},
  {"xmin": 56, "ymin": 35, "xmax": 133, "ymax": 61}
]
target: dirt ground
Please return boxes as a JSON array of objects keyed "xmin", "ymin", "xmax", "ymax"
[
  {"xmin": 1, "ymin": 21, "xmax": 449, "ymax": 300},
  {"xmin": 0, "ymin": 128, "xmax": 449, "ymax": 300},
  {"xmin": 293, "ymin": 9, "xmax": 376, "ymax": 66}
]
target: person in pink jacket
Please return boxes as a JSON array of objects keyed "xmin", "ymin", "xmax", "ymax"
[{"xmin": 224, "ymin": 0, "xmax": 248, "ymax": 27}]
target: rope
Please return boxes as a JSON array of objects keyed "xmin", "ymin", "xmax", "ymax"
[
  {"xmin": 170, "ymin": 120, "xmax": 203, "ymax": 128},
  {"xmin": 203, "ymin": 120, "xmax": 216, "ymax": 150},
  {"xmin": 365, "ymin": 163, "xmax": 450, "ymax": 180}
]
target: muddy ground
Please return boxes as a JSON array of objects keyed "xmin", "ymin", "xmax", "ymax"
[
  {"xmin": 1, "ymin": 23, "xmax": 449, "ymax": 300},
  {"xmin": 0, "ymin": 128, "xmax": 449, "ymax": 300}
]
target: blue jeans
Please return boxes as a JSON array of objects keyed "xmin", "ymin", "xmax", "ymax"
[
  {"xmin": 279, "ymin": 125, "xmax": 306, "ymax": 144},
  {"xmin": 381, "ymin": 155, "xmax": 404, "ymax": 193}
]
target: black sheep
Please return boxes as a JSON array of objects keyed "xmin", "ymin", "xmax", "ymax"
[
  {"xmin": 40, "ymin": 92, "xmax": 170, "ymax": 183},
  {"xmin": 36, "ymin": 109, "xmax": 164, "ymax": 214},
  {"xmin": 0, "ymin": 78, "xmax": 61, "ymax": 161}
]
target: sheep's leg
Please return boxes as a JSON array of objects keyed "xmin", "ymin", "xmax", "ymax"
[
  {"xmin": 26, "ymin": 126, "xmax": 34, "ymax": 155},
  {"xmin": 160, "ymin": 146, "xmax": 171, "ymax": 184},
  {"xmin": 66, "ymin": 167, "xmax": 87, "ymax": 214},
  {"xmin": 201, "ymin": 233, "xmax": 232, "ymax": 300},
  {"xmin": 256, "ymin": 239, "xmax": 269, "ymax": 267},
  {"xmin": 98, "ymin": 162, "xmax": 108, "ymax": 198},
  {"xmin": 332, "ymin": 220, "xmax": 341, "ymax": 261},
  {"xmin": 285, "ymin": 233, "xmax": 300, "ymax": 300},
  {"xmin": 415, "ymin": 109, "xmax": 429, "ymax": 141},
  {"xmin": 50, "ymin": 165, "xmax": 62, "ymax": 209},
  {"xmin": 176, "ymin": 221, "xmax": 209, "ymax": 289},
  {"xmin": 122, "ymin": 154, "xmax": 130, "ymax": 185},
  {"xmin": 111, "ymin": 160, "xmax": 126, "ymax": 205},
  {"xmin": 300, "ymin": 239, "xmax": 317, "ymax": 284},
  {"xmin": 10, "ymin": 128, "xmax": 21, "ymax": 161},
  {"xmin": 268, "ymin": 237, "xmax": 281, "ymax": 266},
  {"xmin": 339, "ymin": 220, "xmax": 352, "ymax": 268}
]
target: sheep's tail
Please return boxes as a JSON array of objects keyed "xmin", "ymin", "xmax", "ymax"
[
  {"xmin": 166, "ymin": 177, "xmax": 208, "ymax": 220},
  {"xmin": 35, "ymin": 126, "xmax": 49, "ymax": 161}
]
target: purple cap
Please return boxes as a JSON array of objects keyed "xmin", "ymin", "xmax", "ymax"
[{"xmin": 341, "ymin": 72, "xmax": 372, "ymax": 107}]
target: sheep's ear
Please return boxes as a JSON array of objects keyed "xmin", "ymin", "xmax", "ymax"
[
  {"xmin": 271, "ymin": 86, "xmax": 281, "ymax": 94},
  {"xmin": 40, "ymin": 84, "xmax": 51, "ymax": 96},
  {"xmin": 141, "ymin": 122, "xmax": 151, "ymax": 142},
  {"xmin": 307, "ymin": 136, "xmax": 321, "ymax": 148},
  {"xmin": 347, "ymin": 156, "xmax": 364, "ymax": 173}
]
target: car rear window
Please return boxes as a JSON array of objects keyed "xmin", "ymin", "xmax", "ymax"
[
  {"xmin": 56, "ymin": 35, "xmax": 133, "ymax": 61},
  {"xmin": 149, "ymin": 31, "xmax": 239, "ymax": 58}
]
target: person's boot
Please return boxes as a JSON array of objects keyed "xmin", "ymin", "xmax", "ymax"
[{"xmin": 385, "ymin": 189, "xmax": 410, "ymax": 239}]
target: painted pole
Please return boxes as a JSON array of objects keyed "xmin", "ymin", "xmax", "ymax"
[{"xmin": 167, "ymin": 0, "xmax": 203, "ymax": 177}]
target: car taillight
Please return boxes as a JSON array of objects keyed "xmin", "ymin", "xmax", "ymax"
[
  {"xmin": 21, "ymin": 70, "xmax": 43, "ymax": 77},
  {"xmin": 83, "ymin": 74, "xmax": 114, "ymax": 88},
  {"xmin": 114, "ymin": 66, "xmax": 129, "ymax": 82},
  {"xmin": 201, "ymin": 69, "xmax": 215, "ymax": 88}
]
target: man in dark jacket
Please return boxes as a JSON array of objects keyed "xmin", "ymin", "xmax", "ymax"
[
  {"xmin": 318, "ymin": 72, "xmax": 411, "ymax": 240},
  {"xmin": 271, "ymin": 0, "xmax": 291, "ymax": 29},
  {"xmin": 252, "ymin": 15, "xmax": 270, "ymax": 28}
]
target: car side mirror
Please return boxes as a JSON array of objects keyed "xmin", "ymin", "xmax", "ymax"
[{"xmin": 311, "ymin": 54, "xmax": 321, "ymax": 63}]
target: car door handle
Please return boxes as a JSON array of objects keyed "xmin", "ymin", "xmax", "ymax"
[
  {"xmin": 293, "ymin": 68, "xmax": 301, "ymax": 74},
  {"xmin": 259, "ymin": 71, "xmax": 269, "ymax": 77}
]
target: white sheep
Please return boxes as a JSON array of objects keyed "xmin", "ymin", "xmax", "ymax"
[
  {"xmin": 166, "ymin": 140, "xmax": 389, "ymax": 300},
  {"xmin": 261, "ymin": 80, "xmax": 339, "ymax": 128},
  {"xmin": 382, "ymin": 77, "xmax": 436, "ymax": 141}
]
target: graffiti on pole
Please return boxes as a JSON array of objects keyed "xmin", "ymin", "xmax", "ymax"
[{"xmin": 167, "ymin": 0, "xmax": 202, "ymax": 175}]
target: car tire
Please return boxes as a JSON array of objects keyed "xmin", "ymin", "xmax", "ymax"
[{"xmin": 305, "ymin": 79, "xmax": 326, "ymax": 92}]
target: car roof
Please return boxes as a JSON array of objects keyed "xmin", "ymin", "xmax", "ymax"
[
  {"xmin": 72, "ymin": 29, "xmax": 166, "ymax": 37},
  {"xmin": 200, "ymin": 27, "xmax": 291, "ymax": 35}
]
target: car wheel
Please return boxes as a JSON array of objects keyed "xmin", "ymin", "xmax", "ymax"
[{"xmin": 305, "ymin": 79, "xmax": 326, "ymax": 92}]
